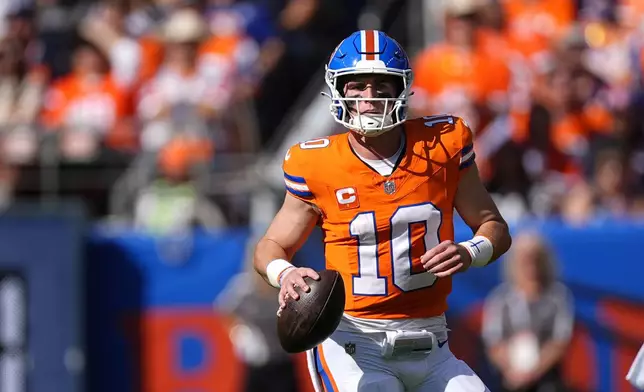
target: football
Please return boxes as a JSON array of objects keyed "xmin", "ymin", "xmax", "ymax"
[{"xmin": 277, "ymin": 269, "xmax": 346, "ymax": 353}]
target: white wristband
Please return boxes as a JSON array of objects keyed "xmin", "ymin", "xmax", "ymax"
[
  {"xmin": 459, "ymin": 236, "xmax": 494, "ymax": 267},
  {"xmin": 266, "ymin": 259, "xmax": 295, "ymax": 288}
]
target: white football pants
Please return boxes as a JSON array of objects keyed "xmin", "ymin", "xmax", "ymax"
[{"xmin": 306, "ymin": 328, "xmax": 489, "ymax": 392}]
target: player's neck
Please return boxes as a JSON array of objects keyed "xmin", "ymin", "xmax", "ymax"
[{"xmin": 348, "ymin": 127, "xmax": 404, "ymax": 161}]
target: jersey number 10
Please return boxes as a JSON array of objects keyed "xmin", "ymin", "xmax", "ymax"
[{"xmin": 350, "ymin": 202, "xmax": 441, "ymax": 296}]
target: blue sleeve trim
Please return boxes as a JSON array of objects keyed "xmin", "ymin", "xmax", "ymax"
[
  {"xmin": 459, "ymin": 153, "xmax": 476, "ymax": 170},
  {"xmin": 284, "ymin": 171, "xmax": 307, "ymax": 184},
  {"xmin": 286, "ymin": 186, "xmax": 313, "ymax": 198}
]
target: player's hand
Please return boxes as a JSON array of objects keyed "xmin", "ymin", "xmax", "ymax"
[
  {"xmin": 278, "ymin": 267, "xmax": 320, "ymax": 310},
  {"xmin": 420, "ymin": 240, "xmax": 472, "ymax": 278}
]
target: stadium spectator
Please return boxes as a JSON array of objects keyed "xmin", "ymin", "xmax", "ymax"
[
  {"xmin": 0, "ymin": 37, "xmax": 46, "ymax": 167},
  {"xmin": 500, "ymin": 0, "xmax": 575, "ymax": 68},
  {"xmin": 79, "ymin": 1, "xmax": 161, "ymax": 90},
  {"xmin": 216, "ymin": 271, "xmax": 299, "ymax": 392},
  {"xmin": 0, "ymin": 38, "xmax": 45, "ymax": 130},
  {"xmin": 200, "ymin": 0, "xmax": 262, "ymax": 100},
  {"xmin": 558, "ymin": 180, "xmax": 597, "ymax": 226},
  {"xmin": 412, "ymin": 0, "xmax": 511, "ymax": 134},
  {"xmin": 482, "ymin": 231, "xmax": 574, "ymax": 392},
  {"xmin": 136, "ymin": 8, "xmax": 234, "ymax": 153},
  {"xmin": 204, "ymin": 0, "xmax": 285, "ymax": 88},
  {"xmin": 133, "ymin": 134, "xmax": 225, "ymax": 234},
  {"xmin": 41, "ymin": 39, "xmax": 131, "ymax": 161}
]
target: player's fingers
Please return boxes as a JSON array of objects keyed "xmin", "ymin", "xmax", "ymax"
[
  {"xmin": 420, "ymin": 241, "xmax": 453, "ymax": 264},
  {"xmin": 434, "ymin": 262, "xmax": 463, "ymax": 278},
  {"xmin": 422, "ymin": 250, "xmax": 451, "ymax": 270},
  {"xmin": 293, "ymin": 275, "xmax": 311, "ymax": 292},
  {"xmin": 278, "ymin": 290, "xmax": 287, "ymax": 308},
  {"xmin": 420, "ymin": 247, "xmax": 440, "ymax": 264},
  {"xmin": 423, "ymin": 242, "xmax": 462, "ymax": 268},
  {"xmin": 278, "ymin": 299, "xmax": 285, "ymax": 310},
  {"xmin": 428, "ymin": 255, "xmax": 460, "ymax": 274},
  {"xmin": 286, "ymin": 283, "xmax": 300, "ymax": 300},
  {"xmin": 304, "ymin": 268, "xmax": 320, "ymax": 280}
]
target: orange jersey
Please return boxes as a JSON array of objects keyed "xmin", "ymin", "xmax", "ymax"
[
  {"xmin": 501, "ymin": 0, "xmax": 575, "ymax": 60},
  {"xmin": 282, "ymin": 116, "xmax": 475, "ymax": 319},
  {"xmin": 41, "ymin": 73, "xmax": 130, "ymax": 130},
  {"xmin": 413, "ymin": 43, "xmax": 511, "ymax": 105}
]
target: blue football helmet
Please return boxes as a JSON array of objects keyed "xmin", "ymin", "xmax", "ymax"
[{"xmin": 324, "ymin": 30, "xmax": 413, "ymax": 136}]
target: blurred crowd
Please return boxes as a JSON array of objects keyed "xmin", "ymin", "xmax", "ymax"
[
  {"xmin": 411, "ymin": 0, "xmax": 644, "ymax": 226},
  {"xmin": 0, "ymin": 0, "xmax": 362, "ymax": 231}
]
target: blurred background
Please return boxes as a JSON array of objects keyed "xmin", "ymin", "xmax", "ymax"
[{"xmin": 0, "ymin": 0, "xmax": 642, "ymax": 391}]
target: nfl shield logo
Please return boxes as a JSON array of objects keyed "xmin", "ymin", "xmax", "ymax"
[
  {"xmin": 384, "ymin": 180, "xmax": 396, "ymax": 195},
  {"xmin": 344, "ymin": 342, "xmax": 356, "ymax": 355}
]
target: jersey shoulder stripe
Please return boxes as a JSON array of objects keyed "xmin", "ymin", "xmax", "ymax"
[
  {"xmin": 283, "ymin": 171, "xmax": 313, "ymax": 198},
  {"xmin": 460, "ymin": 143, "xmax": 475, "ymax": 170}
]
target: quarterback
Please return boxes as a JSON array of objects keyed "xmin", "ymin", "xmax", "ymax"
[{"xmin": 254, "ymin": 30, "xmax": 511, "ymax": 392}]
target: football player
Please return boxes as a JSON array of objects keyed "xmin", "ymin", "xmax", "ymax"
[{"xmin": 254, "ymin": 30, "xmax": 511, "ymax": 392}]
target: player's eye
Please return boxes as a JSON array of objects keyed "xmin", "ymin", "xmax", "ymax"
[
  {"xmin": 378, "ymin": 81, "xmax": 395, "ymax": 91},
  {"xmin": 346, "ymin": 82, "xmax": 367, "ymax": 91}
]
